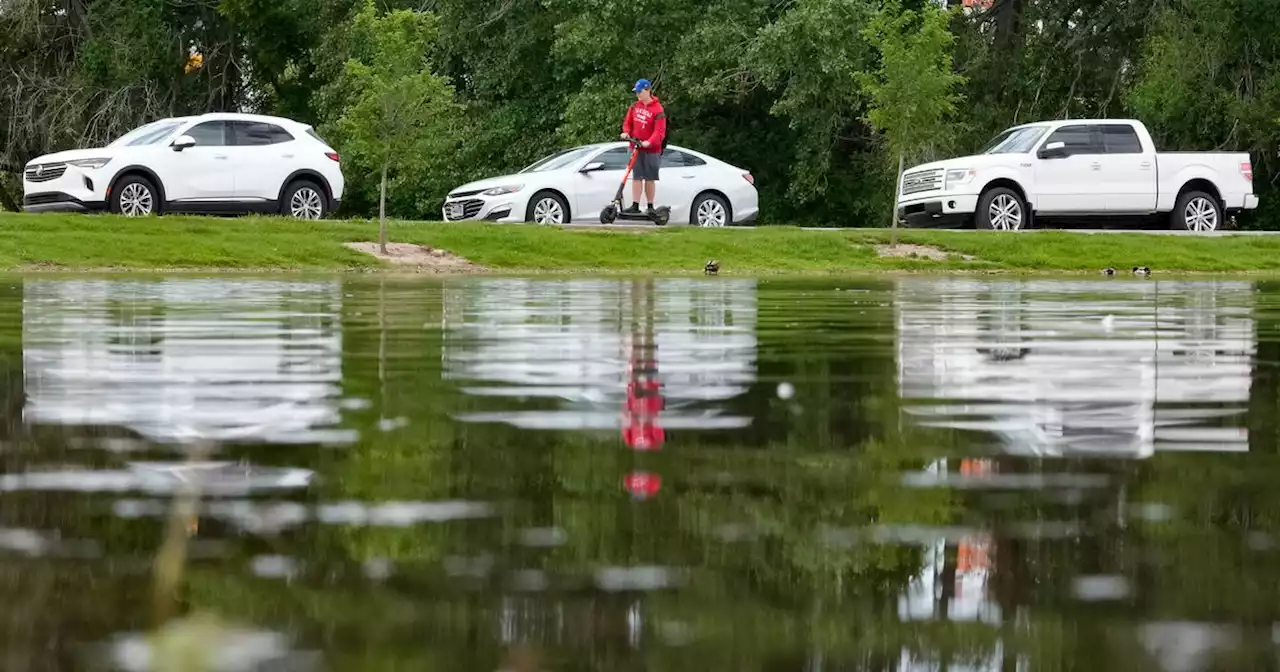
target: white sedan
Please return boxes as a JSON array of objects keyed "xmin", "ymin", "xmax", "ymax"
[{"xmin": 442, "ymin": 142, "xmax": 758, "ymax": 226}]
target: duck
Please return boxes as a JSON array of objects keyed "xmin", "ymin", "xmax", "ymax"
[
  {"xmin": 1132, "ymin": 266, "xmax": 1151, "ymax": 277},
  {"xmin": 1102, "ymin": 267, "xmax": 1116, "ymax": 276},
  {"xmin": 704, "ymin": 260, "xmax": 719, "ymax": 275}
]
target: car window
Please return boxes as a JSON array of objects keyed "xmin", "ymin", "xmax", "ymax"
[
  {"xmin": 184, "ymin": 121, "xmax": 229, "ymax": 147},
  {"xmin": 595, "ymin": 148, "xmax": 631, "ymax": 171},
  {"xmin": 519, "ymin": 146, "xmax": 598, "ymax": 173},
  {"xmin": 111, "ymin": 120, "xmax": 184, "ymax": 147},
  {"xmin": 980, "ymin": 126, "xmax": 1049, "ymax": 154},
  {"xmin": 1043, "ymin": 125, "xmax": 1100, "ymax": 155},
  {"xmin": 1101, "ymin": 124, "xmax": 1143, "ymax": 154},
  {"xmin": 231, "ymin": 121, "xmax": 291, "ymax": 146},
  {"xmin": 661, "ymin": 150, "xmax": 706, "ymax": 168}
]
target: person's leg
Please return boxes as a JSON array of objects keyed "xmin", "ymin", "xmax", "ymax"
[
  {"xmin": 627, "ymin": 177, "xmax": 642, "ymax": 213},
  {"xmin": 644, "ymin": 180, "xmax": 657, "ymax": 208}
]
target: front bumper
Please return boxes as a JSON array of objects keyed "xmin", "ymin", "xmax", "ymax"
[
  {"xmin": 23, "ymin": 164, "xmax": 111, "ymax": 213},
  {"xmin": 24, "ymin": 192, "xmax": 106, "ymax": 213},
  {"xmin": 897, "ymin": 193, "xmax": 979, "ymax": 228},
  {"xmin": 441, "ymin": 194, "xmax": 525, "ymax": 223}
]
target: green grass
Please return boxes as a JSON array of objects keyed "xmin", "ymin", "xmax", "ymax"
[{"xmin": 5, "ymin": 211, "xmax": 1280, "ymax": 274}]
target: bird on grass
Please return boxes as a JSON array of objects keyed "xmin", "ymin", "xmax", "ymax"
[
  {"xmin": 704, "ymin": 260, "xmax": 719, "ymax": 275},
  {"xmin": 1102, "ymin": 267, "xmax": 1116, "ymax": 276},
  {"xmin": 1133, "ymin": 266, "xmax": 1151, "ymax": 277}
]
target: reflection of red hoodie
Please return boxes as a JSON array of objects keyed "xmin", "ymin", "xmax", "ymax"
[
  {"xmin": 622, "ymin": 97, "xmax": 666, "ymax": 154},
  {"xmin": 623, "ymin": 416, "xmax": 664, "ymax": 451}
]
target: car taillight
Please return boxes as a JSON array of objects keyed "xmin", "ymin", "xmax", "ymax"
[
  {"xmin": 1241, "ymin": 161, "xmax": 1253, "ymax": 181},
  {"xmin": 743, "ymin": 172, "xmax": 754, "ymax": 185},
  {"xmin": 326, "ymin": 152, "xmax": 340, "ymax": 163}
]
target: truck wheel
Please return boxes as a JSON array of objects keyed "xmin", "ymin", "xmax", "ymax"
[
  {"xmin": 975, "ymin": 187, "xmax": 1026, "ymax": 231},
  {"xmin": 1172, "ymin": 191, "xmax": 1221, "ymax": 233}
]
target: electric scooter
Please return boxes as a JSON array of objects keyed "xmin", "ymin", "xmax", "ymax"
[{"xmin": 599, "ymin": 136, "xmax": 671, "ymax": 226}]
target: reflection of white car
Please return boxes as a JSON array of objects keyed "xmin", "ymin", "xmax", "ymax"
[
  {"xmin": 442, "ymin": 142, "xmax": 759, "ymax": 226},
  {"xmin": 23, "ymin": 113, "xmax": 344, "ymax": 219}
]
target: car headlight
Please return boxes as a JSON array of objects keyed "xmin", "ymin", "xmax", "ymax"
[
  {"xmin": 482, "ymin": 185, "xmax": 523, "ymax": 196},
  {"xmin": 67, "ymin": 158, "xmax": 112, "ymax": 170},
  {"xmin": 945, "ymin": 169, "xmax": 975, "ymax": 188}
]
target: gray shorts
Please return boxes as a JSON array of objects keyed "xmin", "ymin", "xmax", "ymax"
[{"xmin": 632, "ymin": 150, "xmax": 660, "ymax": 181}]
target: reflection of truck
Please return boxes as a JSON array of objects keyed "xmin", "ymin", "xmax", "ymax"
[
  {"xmin": 896, "ymin": 278, "xmax": 1254, "ymax": 458},
  {"xmin": 896, "ymin": 119, "xmax": 1257, "ymax": 232}
]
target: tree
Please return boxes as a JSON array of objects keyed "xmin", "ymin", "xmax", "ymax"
[
  {"xmin": 316, "ymin": 1, "xmax": 460, "ymax": 251},
  {"xmin": 860, "ymin": 0, "xmax": 966, "ymax": 241}
]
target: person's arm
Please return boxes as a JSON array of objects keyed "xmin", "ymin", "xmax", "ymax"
[
  {"xmin": 622, "ymin": 104, "xmax": 634, "ymax": 138},
  {"xmin": 647, "ymin": 108, "xmax": 667, "ymax": 148}
]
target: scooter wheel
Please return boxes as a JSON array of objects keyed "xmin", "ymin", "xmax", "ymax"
[{"xmin": 600, "ymin": 205, "xmax": 618, "ymax": 224}]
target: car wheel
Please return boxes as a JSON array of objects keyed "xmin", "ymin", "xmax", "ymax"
[
  {"xmin": 1172, "ymin": 190, "xmax": 1220, "ymax": 233},
  {"xmin": 111, "ymin": 175, "xmax": 159, "ymax": 217},
  {"xmin": 976, "ymin": 187, "xmax": 1025, "ymax": 231},
  {"xmin": 691, "ymin": 193, "xmax": 732, "ymax": 227},
  {"xmin": 526, "ymin": 191, "xmax": 569, "ymax": 225},
  {"xmin": 282, "ymin": 180, "xmax": 327, "ymax": 220}
]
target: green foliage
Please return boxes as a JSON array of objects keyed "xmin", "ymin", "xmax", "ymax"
[
  {"xmin": 860, "ymin": 0, "xmax": 966, "ymax": 166},
  {"xmin": 317, "ymin": 2, "xmax": 462, "ymax": 220}
]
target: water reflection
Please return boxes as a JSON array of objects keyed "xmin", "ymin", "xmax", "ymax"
[
  {"xmin": 0, "ymin": 275, "xmax": 1278, "ymax": 670},
  {"xmin": 22, "ymin": 278, "xmax": 351, "ymax": 445},
  {"xmin": 442, "ymin": 278, "xmax": 757, "ymax": 431},
  {"xmin": 897, "ymin": 278, "xmax": 1254, "ymax": 457}
]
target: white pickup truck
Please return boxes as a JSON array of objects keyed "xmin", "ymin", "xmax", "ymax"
[{"xmin": 896, "ymin": 119, "xmax": 1258, "ymax": 232}]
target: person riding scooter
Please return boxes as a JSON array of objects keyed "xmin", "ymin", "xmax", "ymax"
[{"xmin": 620, "ymin": 78, "xmax": 667, "ymax": 216}]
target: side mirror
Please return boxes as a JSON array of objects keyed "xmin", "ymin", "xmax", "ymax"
[
  {"xmin": 1037, "ymin": 141, "xmax": 1067, "ymax": 159},
  {"xmin": 171, "ymin": 135, "xmax": 196, "ymax": 152},
  {"xmin": 579, "ymin": 161, "xmax": 605, "ymax": 173}
]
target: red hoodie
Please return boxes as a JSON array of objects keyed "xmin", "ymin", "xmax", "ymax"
[{"xmin": 622, "ymin": 97, "xmax": 666, "ymax": 154}]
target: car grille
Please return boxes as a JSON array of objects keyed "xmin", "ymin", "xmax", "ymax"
[
  {"xmin": 444, "ymin": 199, "xmax": 485, "ymax": 221},
  {"xmin": 25, "ymin": 163, "xmax": 67, "ymax": 183},
  {"xmin": 24, "ymin": 192, "xmax": 70, "ymax": 206},
  {"xmin": 901, "ymin": 168, "xmax": 943, "ymax": 196},
  {"xmin": 448, "ymin": 189, "xmax": 484, "ymax": 198}
]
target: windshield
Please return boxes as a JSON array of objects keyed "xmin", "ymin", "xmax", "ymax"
[
  {"xmin": 980, "ymin": 126, "xmax": 1049, "ymax": 154},
  {"xmin": 519, "ymin": 146, "xmax": 599, "ymax": 173},
  {"xmin": 108, "ymin": 120, "xmax": 184, "ymax": 147}
]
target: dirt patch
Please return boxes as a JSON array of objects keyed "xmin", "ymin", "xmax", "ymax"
[
  {"xmin": 344, "ymin": 242, "xmax": 486, "ymax": 273},
  {"xmin": 874, "ymin": 243, "xmax": 974, "ymax": 262}
]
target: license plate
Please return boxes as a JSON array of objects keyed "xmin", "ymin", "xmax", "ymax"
[{"xmin": 446, "ymin": 203, "xmax": 464, "ymax": 219}]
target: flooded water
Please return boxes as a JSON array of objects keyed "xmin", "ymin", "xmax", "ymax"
[{"xmin": 3, "ymin": 274, "xmax": 1280, "ymax": 670}]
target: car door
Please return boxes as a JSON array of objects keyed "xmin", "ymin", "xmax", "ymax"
[
  {"xmin": 659, "ymin": 149, "xmax": 705, "ymax": 221},
  {"xmin": 572, "ymin": 147, "xmax": 632, "ymax": 221},
  {"xmin": 227, "ymin": 121, "xmax": 298, "ymax": 202},
  {"xmin": 157, "ymin": 121, "xmax": 236, "ymax": 202},
  {"xmin": 1099, "ymin": 124, "xmax": 1157, "ymax": 213},
  {"xmin": 1033, "ymin": 124, "xmax": 1103, "ymax": 213}
]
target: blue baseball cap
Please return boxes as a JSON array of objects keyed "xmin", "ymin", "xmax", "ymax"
[{"xmin": 632, "ymin": 78, "xmax": 652, "ymax": 93}]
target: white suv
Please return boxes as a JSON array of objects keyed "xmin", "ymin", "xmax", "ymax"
[{"xmin": 22, "ymin": 113, "xmax": 344, "ymax": 219}]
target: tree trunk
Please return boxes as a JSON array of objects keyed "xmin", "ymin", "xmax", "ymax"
[
  {"xmin": 379, "ymin": 162, "xmax": 389, "ymax": 255},
  {"xmin": 891, "ymin": 152, "xmax": 904, "ymax": 245},
  {"xmin": 0, "ymin": 174, "xmax": 20, "ymax": 213}
]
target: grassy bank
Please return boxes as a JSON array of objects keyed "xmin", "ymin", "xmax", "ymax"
[{"xmin": 5, "ymin": 212, "xmax": 1280, "ymax": 274}]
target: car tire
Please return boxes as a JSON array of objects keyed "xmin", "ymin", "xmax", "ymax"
[
  {"xmin": 281, "ymin": 180, "xmax": 328, "ymax": 220},
  {"xmin": 111, "ymin": 175, "xmax": 160, "ymax": 217},
  {"xmin": 1171, "ymin": 190, "xmax": 1221, "ymax": 233},
  {"xmin": 975, "ymin": 187, "xmax": 1026, "ymax": 231},
  {"xmin": 691, "ymin": 192, "xmax": 732, "ymax": 227},
  {"xmin": 526, "ymin": 191, "xmax": 569, "ymax": 225}
]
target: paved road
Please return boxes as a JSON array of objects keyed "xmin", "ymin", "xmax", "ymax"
[{"xmin": 556, "ymin": 222, "xmax": 1277, "ymax": 235}]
